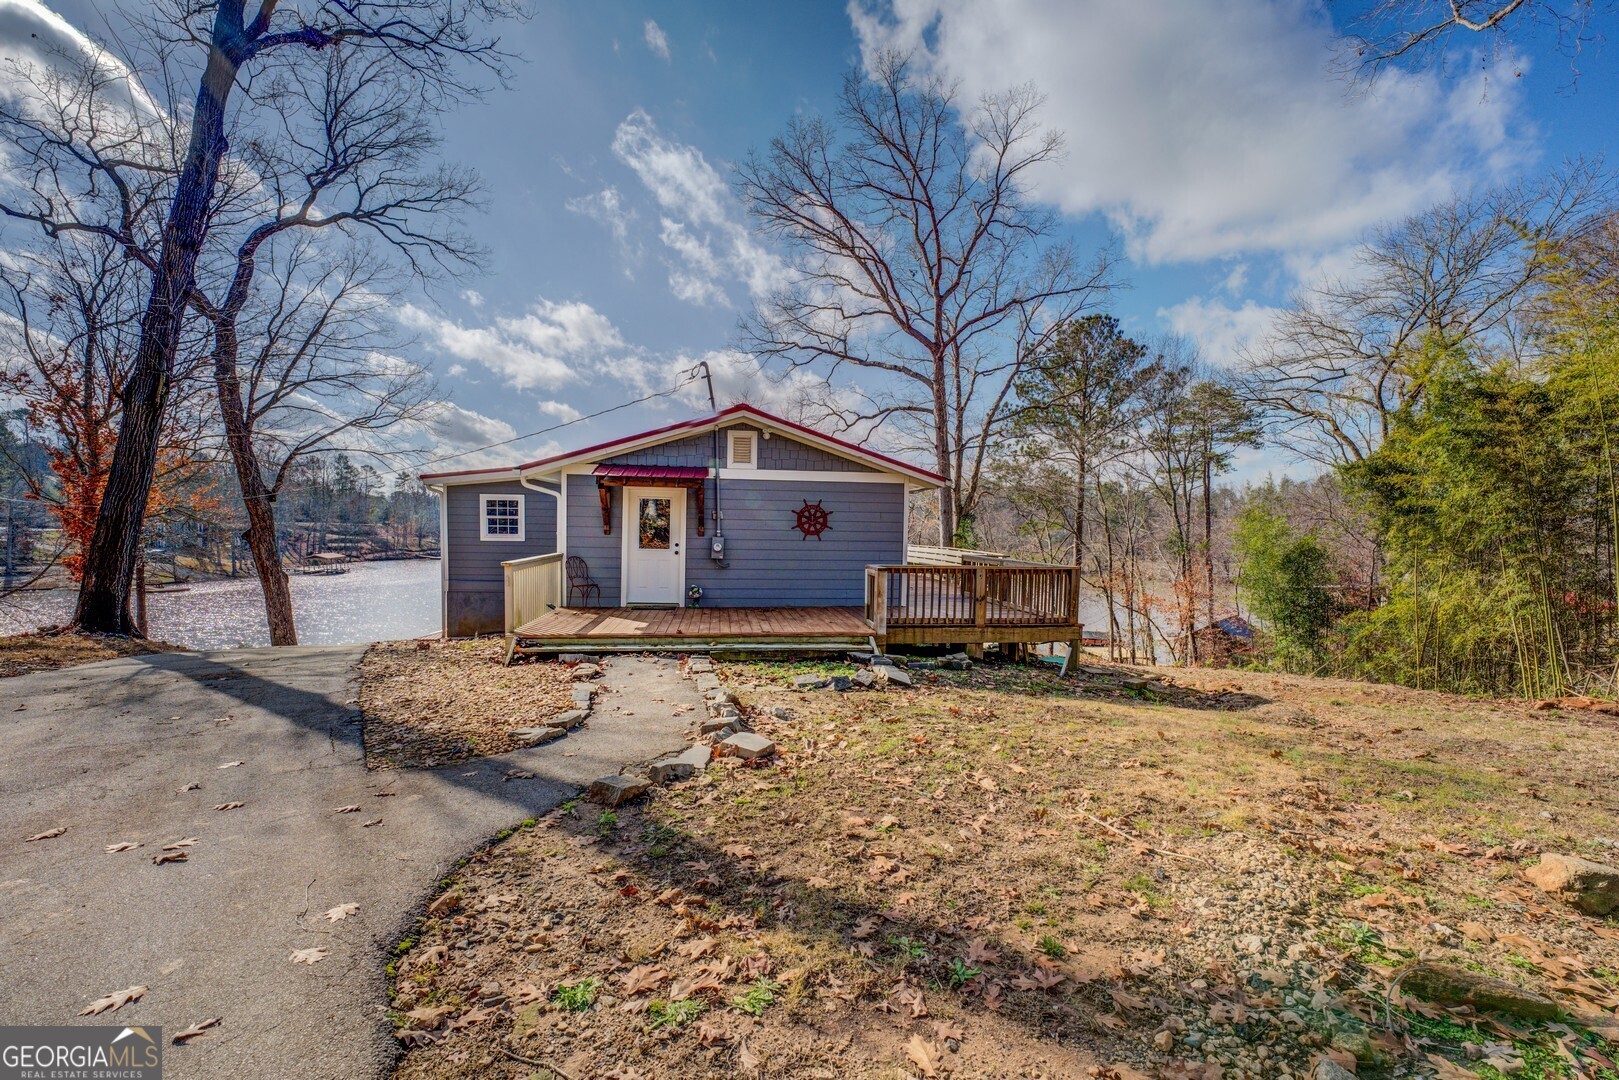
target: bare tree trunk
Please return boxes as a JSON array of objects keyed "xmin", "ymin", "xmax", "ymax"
[
  {"xmin": 933, "ymin": 351, "xmax": 956, "ymax": 546},
  {"xmin": 73, "ymin": 19, "xmax": 247, "ymax": 635},
  {"xmin": 135, "ymin": 548, "xmax": 148, "ymax": 637}
]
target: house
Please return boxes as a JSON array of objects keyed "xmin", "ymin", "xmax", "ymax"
[
  {"xmin": 421, "ymin": 404, "xmax": 943, "ymax": 638},
  {"xmin": 421, "ymin": 402, "xmax": 1087, "ymax": 660}
]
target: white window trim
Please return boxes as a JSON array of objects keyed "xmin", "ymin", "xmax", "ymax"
[
  {"xmin": 479, "ymin": 493, "xmax": 526, "ymax": 542},
  {"xmin": 726, "ymin": 429, "xmax": 757, "ymax": 470}
]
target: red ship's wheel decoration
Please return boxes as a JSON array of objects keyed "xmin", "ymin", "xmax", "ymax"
[{"xmin": 792, "ymin": 499, "xmax": 832, "ymax": 540}]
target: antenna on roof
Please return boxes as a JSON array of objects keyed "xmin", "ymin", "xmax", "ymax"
[{"xmin": 693, "ymin": 360, "xmax": 717, "ymax": 412}]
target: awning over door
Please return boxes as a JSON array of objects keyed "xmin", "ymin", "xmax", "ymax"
[{"xmin": 591, "ymin": 464, "xmax": 708, "ymax": 536}]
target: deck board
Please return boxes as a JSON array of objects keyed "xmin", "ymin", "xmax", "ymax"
[{"xmin": 514, "ymin": 605, "xmax": 871, "ymax": 645}]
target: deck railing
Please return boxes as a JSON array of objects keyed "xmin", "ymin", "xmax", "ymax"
[
  {"xmin": 865, "ymin": 563, "xmax": 1083, "ymax": 639},
  {"xmin": 503, "ymin": 551, "xmax": 564, "ymax": 635}
]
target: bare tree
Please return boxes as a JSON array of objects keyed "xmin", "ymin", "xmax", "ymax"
[
  {"xmin": 1238, "ymin": 164, "xmax": 1610, "ymax": 466},
  {"xmin": 191, "ymin": 46, "xmax": 475, "ymax": 645},
  {"xmin": 1341, "ymin": 0, "xmax": 1614, "ymax": 79},
  {"xmin": 0, "ymin": 0, "xmax": 512, "ymax": 635},
  {"xmin": 738, "ymin": 51, "xmax": 1117, "ymax": 546}
]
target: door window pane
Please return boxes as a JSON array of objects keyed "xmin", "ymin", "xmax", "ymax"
[{"xmin": 638, "ymin": 497, "xmax": 671, "ymax": 549}]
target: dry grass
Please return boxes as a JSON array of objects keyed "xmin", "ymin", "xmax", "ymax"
[
  {"xmin": 359, "ymin": 639, "xmax": 576, "ymax": 769},
  {"xmin": 0, "ymin": 630, "xmax": 177, "ymax": 678},
  {"xmin": 391, "ymin": 658, "xmax": 1619, "ymax": 1079}
]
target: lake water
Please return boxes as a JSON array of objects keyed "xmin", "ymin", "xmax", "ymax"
[{"xmin": 0, "ymin": 559, "xmax": 441, "ymax": 649}]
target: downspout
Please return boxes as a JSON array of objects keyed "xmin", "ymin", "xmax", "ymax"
[{"xmin": 520, "ymin": 474, "xmax": 562, "ymax": 552}]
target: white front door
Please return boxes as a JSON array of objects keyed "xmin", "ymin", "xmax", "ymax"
[{"xmin": 621, "ymin": 486, "xmax": 685, "ymax": 606}]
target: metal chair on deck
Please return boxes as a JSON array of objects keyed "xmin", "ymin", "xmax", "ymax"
[{"xmin": 566, "ymin": 556, "xmax": 601, "ymax": 607}]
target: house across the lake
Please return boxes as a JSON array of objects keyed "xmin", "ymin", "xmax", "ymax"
[{"xmin": 422, "ymin": 403, "xmax": 1085, "ymax": 659}]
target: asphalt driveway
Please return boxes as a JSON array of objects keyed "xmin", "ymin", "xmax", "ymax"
[{"xmin": 0, "ymin": 646, "xmax": 692, "ymax": 1078}]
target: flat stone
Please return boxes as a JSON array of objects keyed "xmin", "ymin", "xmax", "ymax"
[
  {"xmin": 571, "ymin": 687, "xmax": 595, "ymax": 709},
  {"xmin": 942, "ymin": 652, "xmax": 970, "ymax": 662},
  {"xmin": 876, "ymin": 666, "xmax": 914, "ymax": 688},
  {"xmin": 870, "ymin": 655, "xmax": 897, "ymax": 667},
  {"xmin": 705, "ymin": 688, "xmax": 737, "ymax": 705},
  {"xmin": 570, "ymin": 663, "xmax": 603, "ymax": 680},
  {"xmin": 1313, "ymin": 1061, "xmax": 1357, "ymax": 1080},
  {"xmin": 1401, "ymin": 964, "xmax": 1563, "ymax": 1021},
  {"xmin": 587, "ymin": 774, "xmax": 651, "ymax": 807},
  {"xmin": 852, "ymin": 669, "xmax": 877, "ymax": 689},
  {"xmin": 559, "ymin": 653, "xmax": 592, "ymax": 664},
  {"xmin": 687, "ymin": 658, "xmax": 713, "ymax": 674},
  {"xmin": 512, "ymin": 726, "xmax": 565, "ymax": 747},
  {"xmin": 791, "ymin": 674, "xmax": 830, "ymax": 690},
  {"xmin": 846, "ymin": 651, "xmax": 875, "ymax": 665},
  {"xmin": 1523, "ymin": 853, "xmax": 1619, "ymax": 915},
  {"xmin": 649, "ymin": 744, "xmax": 712, "ymax": 783},
  {"xmin": 704, "ymin": 724, "xmax": 739, "ymax": 742},
  {"xmin": 695, "ymin": 674, "xmax": 722, "ymax": 693},
  {"xmin": 700, "ymin": 715, "xmax": 740, "ymax": 734},
  {"xmin": 708, "ymin": 702, "xmax": 741, "ymax": 719},
  {"xmin": 828, "ymin": 675, "xmax": 853, "ymax": 692},
  {"xmin": 718, "ymin": 732, "xmax": 775, "ymax": 760},
  {"xmin": 546, "ymin": 709, "xmax": 589, "ymax": 731},
  {"xmin": 768, "ymin": 706, "xmax": 792, "ymax": 720},
  {"xmin": 942, "ymin": 659, "xmax": 972, "ymax": 671}
]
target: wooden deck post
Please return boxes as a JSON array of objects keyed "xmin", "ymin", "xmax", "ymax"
[{"xmin": 968, "ymin": 565, "xmax": 988, "ymax": 659}]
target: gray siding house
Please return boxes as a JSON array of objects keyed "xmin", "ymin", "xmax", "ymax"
[{"xmin": 422, "ymin": 404, "xmax": 944, "ymax": 638}]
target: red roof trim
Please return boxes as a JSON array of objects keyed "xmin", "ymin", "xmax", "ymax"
[
  {"xmin": 592, "ymin": 464, "xmax": 710, "ymax": 479},
  {"xmin": 420, "ymin": 403, "xmax": 946, "ymax": 486}
]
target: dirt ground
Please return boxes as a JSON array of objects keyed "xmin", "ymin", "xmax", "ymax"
[
  {"xmin": 388, "ymin": 656, "xmax": 1619, "ymax": 1079},
  {"xmin": 0, "ymin": 630, "xmax": 177, "ymax": 677},
  {"xmin": 359, "ymin": 639, "xmax": 579, "ymax": 768}
]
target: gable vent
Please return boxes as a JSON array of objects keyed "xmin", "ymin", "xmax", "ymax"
[{"xmin": 728, "ymin": 430, "xmax": 756, "ymax": 468}]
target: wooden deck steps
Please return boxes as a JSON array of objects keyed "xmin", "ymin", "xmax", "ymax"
[{"xmin": 509, "ymin": 605, "xmax": 872, "ymax": 658}]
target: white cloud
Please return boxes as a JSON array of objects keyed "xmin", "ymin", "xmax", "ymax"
[
  {"xmin": 446, "ymin": 363, "xmax": 467, "ymax": 377},
  {"xmin": 643, "ymin": 19, "xmax": 671, "ymax": 61},
  {"xmin": 423, "ymin": 401, "xmax": 517, "ymax": 447},
  {"xmin": 610, "ymin": 108, "xmax": 788, "ymax": 307},
  {"xmin": 398, "ymin": 298, "xmax": 624, "ymax": 391},
  {"xmin": 1158, "ymin": 295, "xmax": 1283, "ymax": 368},
  {"xmin": 0, "ymin": 0, "xmax": 163, "ymax": 121},
  {"xmin": 461, "ymin": 289, "xmax": 484, "ymax": 308},
  {"xmin": 849, "ymin": 0, "xmax": 1532, "ymax": 264},
  {"xmin": 566, "ymin": 185, "xmax": 642, "ymax": 267}
]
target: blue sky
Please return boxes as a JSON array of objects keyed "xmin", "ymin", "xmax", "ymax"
[{"xmin": 4, "ymin": 0, "xmax": 1617, "ymax": 478}]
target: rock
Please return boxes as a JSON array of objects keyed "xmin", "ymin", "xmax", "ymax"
[
  {"xmin": 847, "ymin": 651, "xmax": 875, "ymax": 665},
  {"xmin": 828, "ymin": 675, "xmax": 853, "ymax": 692},
  {"xmin": 1312, "ymin": 1061, "xmax": 1357, "ymax": 1080},
  {"xmin": 570, "ymin": 663, "xmax": 603, "ymax": 680},
  {"xmin": 1153, "ymin": 1030, "xmax": 1175, "ymax": 1051},
  {"xmin": 559, "ymin": 653, "xmax": 592, "ymax": 664},
  {"xmin": 587, "ymin": 774, "xmax": 651, "ymax": 807},
  {"xmin": 704, "ymin": 724, "xmax": 739, "ymax": 743},
  {"xmin": 546, "ymin": 709, "xmax": 589, "ymax": 731},
  {"xmin": 695, "ymin": 674, "xmax": 722, "ymax": 693},
  {"xmin": 1401, "ymin": 964, "xmax": 1562, "ymax": 1021},
  {"xmin": 1328, "ymin": 1030, "xmax": 1392, "ymax": 1069},
  {"xmin": 709, "ymin": 702, "xmax": 741, "ymax": 719},
  {"xmin": 687, "ymin": 658, "xmax": 713, "ymax": 674},
  {"xmin": 718, "ymin": 732, "xmax": 776, "ymax": 760},
  {"xmin": 650, "ymin": 745, "xmax": 712, "ymax": 783},
  {"xmin": 791, "ymin": 674, "xmax": 830, "ymax": 690},
  {"xmin": 705, "ymin": 689, "xmax": 738, "ymax": 706},
  {"xmin": 571, "ymin": 686, "xmax": 595, "ymax": 709},
  {"xmin": 870, "ymin": 655, "xmax": 897, "ymax": 667},
  {"xmin": 876, "ymin": 666, "xmax": 914, "ymax": 688},
  {"xmin": 852, "ymin": 669, "xmax": 877, "ymax": 689},
  {"xmin": 768, "ymin": 705, "xmax": 792, "ymax": 720},
  {"xmin": 942, "ymin": 651, "xmax": 970, "ymax": 661},
  {"xmin": 1523, "ymin": 853, "xmax": 1619, "ymax": 915},
  {"xmin": 942, "ymin": 658, "xmax": 972, "ymax": 671},
  {"xmin": 701, "ymin": 715, "xmax": 740, "ymax": 735},
  {"xmin": 513, "ymin": 726, "xmax": 566, "ymax": 747}
]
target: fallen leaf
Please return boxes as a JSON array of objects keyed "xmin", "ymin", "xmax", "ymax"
[
  {"xmin": 172, "ymin": 1017, "xmax": 222, "ymax": 1044},
  {"xmin": 163, "ymin": 838, "xmax": 199, "ymax": 850},
  {"xmin": 722, "ymin": 843, "xmax": 756, "ymax": 859},
  {"xmin": 24, "ymin": 827, "xmax": 65, "ymax": 842},
  {"xmin": 104, "ymin": 842, "xmax": 141, "ymax": 853},
  {"xmin": 405, "ymin": 1004, "xmax": 453, "ymax": 1029},
  {"xmin": 289, "ymin": 947, "xmax": 327, "ymax": 965},
  {"xmin": 323, "ymin": 903, "xmax": 359, "ymax": 923},
  {"xmin": 176, "ymin": 782, "xmax": 201, "ymax": 793},
  {"xmin": 1425, "ymin": 1054, "xmax": 1481, "ymax": 1078},
  {"xmin": 906, "ymin": 1033, "xmax": 945, "ymax": 1077},
  {"xmin": 212, "ymin": 802, "xmax": 244, "ymax": 812},
  {"xmin": 619, "ymin": 964, "xmax": 669, "ymax": 995},
  {"xmin": 218, "ymin": 761, "xmax": 243, "ymax": 769},
  {"xmin": 738, "ymin": 1036, "xmax": 762, "ymax": 1075},
  {"xmin": 80, "ymin": 985, "xmax": 146, "ymax": 1015},
  {"xmin": 852, "ymin": 916, "xmax": 882, "ymax": 940},
  {"xmin": 332, "ymin": 805, "xmax": 360, "ymax": 814},
  {"xmin": 361, "ymin": 818, "xmax": 383, "ymax": 827},
  {"xmin": 152, "ymin": 850, "xmax": 188, "ymax": 865}
]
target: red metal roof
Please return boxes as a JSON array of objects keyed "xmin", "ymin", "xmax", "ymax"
[
  {"xmin": 592, "ymin": 464, "xmax": 709, "ymax": 480},
  {"xmin": 421, "ymin": 403, "xmax": 946, "ymax": 486}
]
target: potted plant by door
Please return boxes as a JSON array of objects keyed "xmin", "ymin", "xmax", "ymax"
[{"xmin": 687, "ymin": 584, "xmax": 704, "ymax": 608}]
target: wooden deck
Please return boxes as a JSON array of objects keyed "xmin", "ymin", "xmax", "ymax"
[{"xmin": 512, "ymin": 605, "xmax": 872, "ymax": 653}]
